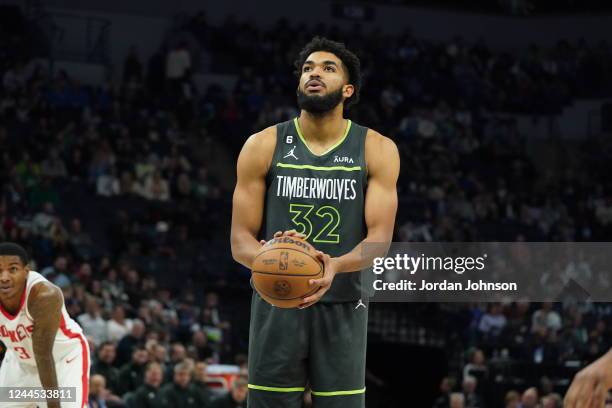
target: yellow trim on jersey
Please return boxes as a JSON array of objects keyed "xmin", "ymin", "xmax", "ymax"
[
  {"xmin": 293, "ymin": 117, "xmax": 352, "ymax": 156},
  {"xmin": 276, "ymin": 163, "xmax": 362, "ymax": 172},
  {"xmin": 248, "ymin": 384, "xmax": 306, "ymax": 392},
  {"xmin": 311, "ymin": 387, "xmax": 367, "ymax": 396}
]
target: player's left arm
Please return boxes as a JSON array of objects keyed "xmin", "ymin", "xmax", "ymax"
[
  {"xmin": 302, "ymin": 130, "xmax": 399, "ymax": 307},
  {"xmin": 29, "ymin": 281, "xmax": 63, "ymax": 408}
]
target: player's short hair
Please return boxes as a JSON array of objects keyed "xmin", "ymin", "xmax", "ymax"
[
  {"xmin": 294, "ymin": 36, "xmax": 361, "ymax": 110},
  {"xmin": 0, "ymin": 242, "xmax": 29, "ymax": 265}
]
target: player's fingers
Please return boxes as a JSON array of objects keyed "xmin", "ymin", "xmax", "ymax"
[
  {"xmin": 315, "ymin": 250, "xmax": 330, "ymax": 265},
  {"xmin": 302, "ymin": 294, "xmax": 321, "ymax": 307},
  {"xmin": 592, "ymin": 380, "xmax": 607, "ymax": 408},
  {"xmin": 298, "ymin": 301, "xmax": 315, "ymax": 309},
  {"xmin": 581, "ymin": 383, "xmax": 596, "ymax": 408},
  {"xmin": 259, "ymin": 240, "xmax": 266, "ymax": 245},
  {"xmin": 565, "ymin": 380, "xmax": 587, "ymax": 408},
  {"xmin": 309, "ymin": 277, "xmax": 331, "ymax": 287},
  {"xmin": 564, "ymin": 381, "xmax": 580, "ymax": 408},
  {"xmin": 302, "ymin": 286, "xmax": 326, "ymax": 304},
  {"xmin": 274, "ymin": 231, "xmax": 283, "ymax": 237},
  {"xmin": 309, "ymin": 275, "xmax": 332, "ymax": 286}
]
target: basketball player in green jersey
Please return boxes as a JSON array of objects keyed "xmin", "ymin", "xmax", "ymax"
[{"xmin": 231, "ymin": 37, "xmax": 399, "ymax": 408}]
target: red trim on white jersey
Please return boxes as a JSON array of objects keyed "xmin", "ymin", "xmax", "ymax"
[
  {"xmin": 0, "ymin": 284, "xmax": 27, "ymax": 320},
  {"xmin": 60, "ymin": 316, "xmax": 90, "ymax": 407}
]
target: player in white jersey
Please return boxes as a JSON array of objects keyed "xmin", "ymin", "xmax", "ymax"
[{"xmin": 0, "ymin": 243, "xmax": 90, "ymax": 408}]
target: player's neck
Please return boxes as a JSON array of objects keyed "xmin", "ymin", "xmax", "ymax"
[
  {"xmin": 0, "ymin": 285, "xmax": 26, "ymax": 315},
  {"xmin": 298, "ymin": 108, "xmax": 347, "ymax": 144}
]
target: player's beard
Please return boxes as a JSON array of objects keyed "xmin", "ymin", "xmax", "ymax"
[{"xmin": 296, "ymin": 87, "xmax": 344, "ymax": 115}]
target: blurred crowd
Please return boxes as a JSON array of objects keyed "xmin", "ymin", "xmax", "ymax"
[
  {"xmin": 430, "ymin": 300, "xmax": 612, "ymax": 407},
  {"xmin": 3, "ymin": 6, "xmax": 612, "ymax": 408}
]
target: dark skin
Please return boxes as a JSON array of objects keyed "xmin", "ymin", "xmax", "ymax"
[
  {"xmin": 0, "ymin": 255, "xmax": 63, "ymax": 408},
  {"xmin": 231, "ymin": 51, "xmax": 399, "ymax": 308}
]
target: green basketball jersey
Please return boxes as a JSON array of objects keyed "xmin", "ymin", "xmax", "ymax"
[{"xmin": 264, "ymin": 117, "xmax": 368, "ymax": 302}]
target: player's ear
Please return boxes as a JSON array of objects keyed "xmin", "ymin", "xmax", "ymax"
[{"xmin": 343, "ymin": 84, "xmax": 354, "ymax": 99}]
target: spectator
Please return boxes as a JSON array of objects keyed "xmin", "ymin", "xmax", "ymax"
[
  {"xmin": 142, "ymin": 170, "xmax": 170, "ymax": 201},
  {"xmin": 97, "ymin": 167, "xmax": 120, "ymax": 197},
  {"xmin": 127, "ymin": 362, "xmax": 164, "ymax": 408},
  {"xmin": 450, "ymin": 392, "xmax": 466, "ymax": 408},
  {"xmin": 192, "ymin": 360, "xmax": 214, "ymax": 406},
  {"xmin": 158, "ymin": 361, "xmax": 207, "ymax": 408},
  {"xmin": 530, "ymin": 327, "xmax": 561, "ymax": 365},
  {"xmin": 210, "ymin": 375, "xmax": 247, "ymax": 408},
  {"xmin": 40, "ymin": 149, "xmax": 68, "ymax": 179},
  {"xmin": 118, "ymin": 346, "xmax": 150, "ymax": 396},
  {"xmin": 88, "ymin": 374, "xmax": 108, "ymax": 408},
  {"xmin": 107, "ymin": 304, "xmax": 133, "ymax": 342},
  {"xmin": 505, "ymin": 390, "xmax": 520, "ymax": 408},
  {"xmin": 118, "ymin": 170, "xmax": 142, "ymax": 196},
  {"xmin": 40, "ymin": 255, "xmax": 71, "ymax": 288},
  {"xmin": 462, "ymin": 376, "xmax": 483, "ymax": 408},
  {"xmin": 191, "ymin": 330, "xmax": 215, "ymax": 361},
  {"xmin": 539, "ymin": 376, "xmax": 554, "ymax": 398},
  {"xmin": 117, "ymin": 319, "xmax": 146, "ymax": 366},
  {"xmin": 165, "ymin": 342, "xmax": 187, "ymax": 381},
  {"xmin": 463, "ymin": 349, "xmax": 488, "ymax": 387},
  {"xmin": 532, "ymin": 302, "xmax": 562, "ymax": 333},
  {"xmin": 166, "ymin": 42, "xmax": 191, "ymax": 82},
  {"xmin": 69, "ymin": 218, "xmax": 94, "ymax": 258},
  {"xmin": 78, "ymin": 296, "xmax": 107, "ymax": 346},
  {"xmin": 150, "ymin": 342, "xmax": 168, "ymax": 366},
  {"xmin": 541, "ymin": 394, "xmax": 562, "ymax": 408},
  {"xmin": 478, "ymin": 303, "xmax": 507, "ymax": 340},
  {"xmin": 166, "ymin": 42, "xmax": 192, "ymax": 101},
  {"xmin": 432, "ymin": 376, "xmax": 455, "ymax": 408},
  {"xmin": 31, "ymin": 202, "xmax": 58, "ymax": 238},
  {"xmin": 520, "ymin": 387, "xmax": 539, "ymax": 408},
  {"xmin": 91, "ymin": 342, "xmax": 120, "ymax": 394}
]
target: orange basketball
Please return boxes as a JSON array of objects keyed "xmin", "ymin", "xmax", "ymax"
[{"xmin": 251, "ymin": 236, "xmax": 324, "ymax": 308}]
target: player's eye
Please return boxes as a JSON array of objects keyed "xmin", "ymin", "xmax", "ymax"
[
  {"xmin": 325, "ymin": 66, "xmax": 335, "ymax": 72},
  {"xmin": 303, "ymin": 66, "xmax": 311, "ymax": 72},
  {"xmin": 9, "ymin": 267, "xmax": 17, "ymax": 273}
]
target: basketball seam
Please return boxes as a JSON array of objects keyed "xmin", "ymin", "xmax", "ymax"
[
  {"xmin": 252, "ymin": 270, "xmax": 321, "ymax": 277},
  {"xmin": 253, "ymin": 247, "xmax": 323, "ymax": 275},
  {"xmin": 252, "ymin": 280, "xmax": 320, "ymax": 301}
]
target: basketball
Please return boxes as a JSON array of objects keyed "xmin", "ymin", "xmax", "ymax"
[{"xmin": 251, "ymin": 236, "xmax": 324, "ymax": 308}]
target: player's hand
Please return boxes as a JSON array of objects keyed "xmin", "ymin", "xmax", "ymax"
[
  {"xmin": 259, "ymin": 230, "xmax": 307, "ymax": 245},
  {"xmin": 564, "ymin": 349, "xmax": 612, "ymax": 408},
  {"xmin": 299, "ymin": 251, "xmax": 338, "ymax": 309}
]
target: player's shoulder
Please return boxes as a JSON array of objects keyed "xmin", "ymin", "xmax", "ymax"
[
  {"xmin": 28, "ymin": 280, "xmax": 63, "ymax": 315},
  {"xmin": 243, "ymin": 125, "xmax": 277, "ymax": 155},
  {"xmin": 365, "ymin": 128, "xmax": 397, "ymax": 150},
  {"xmin": 365, "ymin": 128, "xmax": 399, "ymax": 166},
  {"xmin": 238, "ymin": 125, "xmax": 278, "ymax": 175}
]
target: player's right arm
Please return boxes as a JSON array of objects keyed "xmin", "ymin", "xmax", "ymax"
[{"xmin": 230, "ymin": 126, "xmax": 277, "ymax": 269}]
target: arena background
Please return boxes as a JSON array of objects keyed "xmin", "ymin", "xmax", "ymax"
[{"xmin": 1, "ymin": 0, "xmax": 612, "ymax": 406}]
